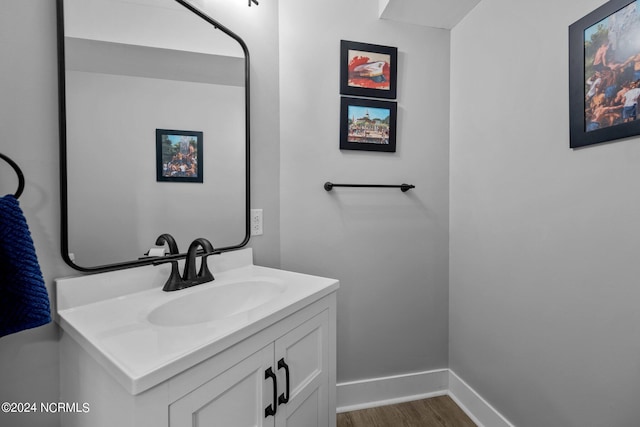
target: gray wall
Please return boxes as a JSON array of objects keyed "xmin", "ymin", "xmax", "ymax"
[
  {"xmin": 279, "ymin": 0, "xmax": 451, "ymax": 382},
  {"xmin": 0, "ymin": 2, "xmax": 71, "ymax": 427},
  {"xmin": 240, "ymin": 0, "xmax": 281, "ymax": 269},
  {"xmin": 450, "ymin": 0, "xmax": 640, "ymax": 426}
]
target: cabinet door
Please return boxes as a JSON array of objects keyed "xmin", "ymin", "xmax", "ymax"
[
  {"xmin": 170, "ymin": 345, "xmax": 275, "ymax": 427},
  {"xmin": 275, "ymin": 311, "xmax": 329, "ymax": 427}
]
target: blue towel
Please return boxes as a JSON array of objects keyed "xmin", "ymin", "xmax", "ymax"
[{"xmin": 0, "ymin": 194, "xmax": 51, "ymax": 337}]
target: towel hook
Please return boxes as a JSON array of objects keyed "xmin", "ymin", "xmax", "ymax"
[{"xmin": 0, "ymin": 153, "xmax": 25, "ymax": 199}]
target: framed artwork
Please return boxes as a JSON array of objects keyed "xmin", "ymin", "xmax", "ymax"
[
  {"xmin": 340, "ymin": 96, "xmax": 397, "ymax": 152},
  {"xmin": 569, "ymin": 0, "xmax": 640, "ymax": 148},
  {"xmin": 340, "ymin": 40, "xmax": 397, "ymax": 99},
  {"xmin": 156, "ymin": 129, "xmax": 203, "ymax": 183}
]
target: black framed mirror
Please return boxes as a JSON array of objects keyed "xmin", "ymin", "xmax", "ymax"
[{"xmin": 56, "ymin": 0, "xmax": 250, "ymax": 272}]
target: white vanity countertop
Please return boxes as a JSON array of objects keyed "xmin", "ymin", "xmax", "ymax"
[{"xmin": 55, "ymin": 249, "xmax": 338, "ymax": 395}]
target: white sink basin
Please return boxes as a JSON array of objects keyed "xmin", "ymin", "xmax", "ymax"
[{"xmin": 146, "ymin": 279, "xmax": 286, "ymax": 326}]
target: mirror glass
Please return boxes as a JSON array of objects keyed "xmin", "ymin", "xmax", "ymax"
[{"xmin": 58, "ymin": 0, "xmax": 249, "ymax": 270}]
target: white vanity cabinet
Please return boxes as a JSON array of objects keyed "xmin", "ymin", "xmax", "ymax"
[
  {"xmin": 59, "ymin": 291, "xmax": 337, "ymax": 427},
  {"xmin": 57, "ymin": 250, "xmax": 338, "ymax": 427},
  {"xmin": 170, "ymin": 309, "xmax": 329, "ymax": 427}
]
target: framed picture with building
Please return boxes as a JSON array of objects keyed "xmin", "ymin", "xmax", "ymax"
[
  {"xmin": 569, "ymin": 0, "xmax": 640, "ymax": 148},
  {"xmin": 156, "ymin": 129, "xmax": 203, "ymax": 183},
  {"xmin": 340, "ymin": 96, "xmax": 397, "ymax": 152},
  {"xmin": 340, "ymin": 40, "xmax": 397, "ymax": 99}
]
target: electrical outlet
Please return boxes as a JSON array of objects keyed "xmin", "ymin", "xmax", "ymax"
[{"xmin": 251, "ymin": 209, "xmax": 263, "ymax": 236}]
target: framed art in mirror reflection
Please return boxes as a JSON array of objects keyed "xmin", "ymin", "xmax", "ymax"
[{"xmin": 156, "ymin": 129, "xmax": 203, "ymax": 183}]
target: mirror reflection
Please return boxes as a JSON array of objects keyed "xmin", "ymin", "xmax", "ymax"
[{"xmin": 60, "ymin": 0, "xmax": 249, "ymax": 269}]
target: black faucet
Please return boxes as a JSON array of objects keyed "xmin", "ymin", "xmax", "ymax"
[
  {"xmin": 156, "ymin": 233, "xmax": 179, "ymax": 255},
  {"xmin": 155, "ymin": 234, "xmax": 182, "ymax": 290},
  {"xmin": 182, "ymin": 238, "xmax": 215, "ymax": 286},
  {"xmin": 153, "ymin": 236, "xmax": 216, "ymax": 292}
]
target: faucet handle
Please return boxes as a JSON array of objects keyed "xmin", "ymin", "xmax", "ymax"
[
  {"xmin": 162, "ymin": 260, "xmax": 183, "ymax": 292},
  {"xmin": 198, "ymin": 258, "xmax": 214, "ymax": 283},
  {"xmin": 194, "ymin": 238, "xmax": 215, "ymax": 282},
  {"xmin": 195, "ymin": 238, "xmax": 214, "ymax": 254},
  {"xmin": 184, "ymin": 238, "xmax": 216, "ymax": 283}
]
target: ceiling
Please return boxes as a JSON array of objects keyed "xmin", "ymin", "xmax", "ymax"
[{"xmin": 378, "ymin": 0, "xmax": 481, "ymax": 30}]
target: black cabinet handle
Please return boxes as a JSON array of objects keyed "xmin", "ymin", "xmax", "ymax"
[
  {"xmin": 277, "ymin": 358, "xmax": 290, "ymax": 405},
  {"xmin": 264, "ymin": 367, "xmax": 277, "ymax": 418}
]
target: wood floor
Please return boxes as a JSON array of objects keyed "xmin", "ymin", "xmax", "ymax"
[{"xmin": 336, "ymin": 396, "xmax": 477, "ymax": 427}]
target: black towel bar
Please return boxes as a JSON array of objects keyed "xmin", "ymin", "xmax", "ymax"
[
  {"xmin": 324, "ymin": 182, "xmax": 415, "ymax": 192},
  {"xmin": 0, "ymin": 153, "xmax": 25, "ymax": 199}
]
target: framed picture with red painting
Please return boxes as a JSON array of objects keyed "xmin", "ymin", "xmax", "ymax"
[{"xmin": 340, "ymin": 40, "xmax": 397, "ymax": 99}]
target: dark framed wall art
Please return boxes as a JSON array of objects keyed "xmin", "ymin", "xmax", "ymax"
[
  {"xmin": 340, "ymin": 96, "xmax": 397, "ymax": 152},
  {"xmin": 156, "ymin": 129, "xmax": 203, "ymax": 183},
  {"xmin": 569, "ymin": 0, "xmax": 640, "ymax": 148},
  {"xmin": 340, "ymin": 40, "xmax": 398, "ymax": 99}
]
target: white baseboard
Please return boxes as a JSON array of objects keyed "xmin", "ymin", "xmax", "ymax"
[
  {"xmin": 336, "ymin": 369, "xmax": 448, "ymax": 413},
  {"xmin": 336, "ymin": 369, "xmax": 514, "ymax": 427},
  {"xmin": 448, "ymin": 370, "xmax": 514, "ymax": 427}
]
